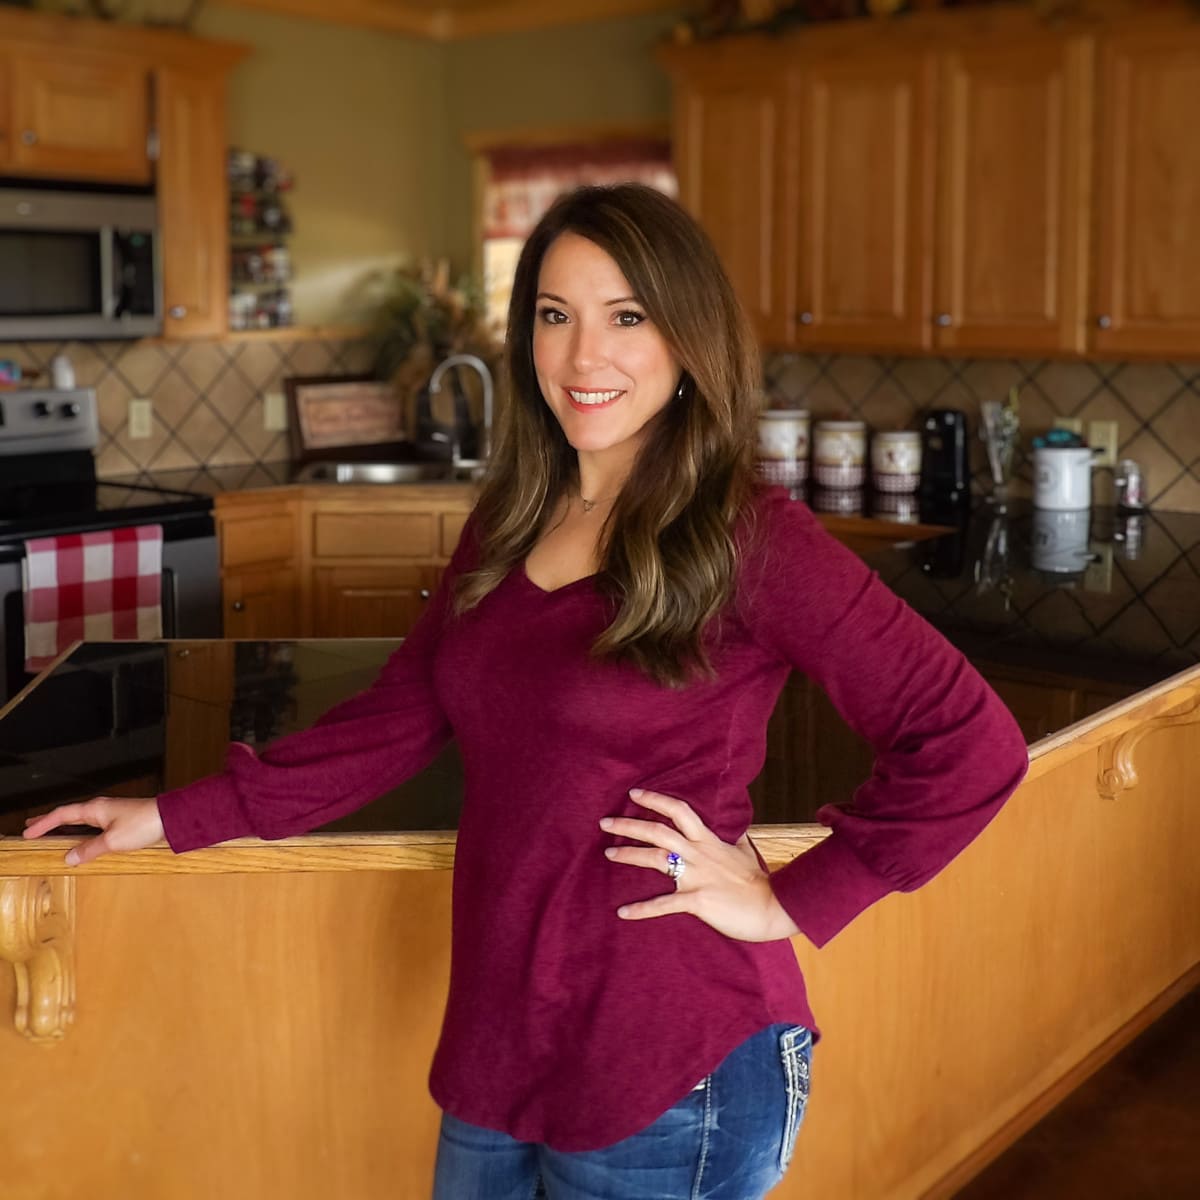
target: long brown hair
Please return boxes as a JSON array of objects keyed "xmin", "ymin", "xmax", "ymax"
[{"xmin": 455, "ymin": 183, "xmax": 762, "ymax": 686}]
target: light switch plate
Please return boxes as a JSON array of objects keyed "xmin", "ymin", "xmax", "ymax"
[
  {"xmin": 263, "ymin": 391, "xmax": 288, "ymax": 432},
  {"xmin": 1088, "ymin": 419, "xmax": 1119, "ymax": 468},
  {"xmin": 128, "ymin": 397, "xmax": 153, "ymax": 440}
]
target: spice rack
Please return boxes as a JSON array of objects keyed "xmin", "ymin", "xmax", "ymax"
[{"xmin": 228, "ymin": 148, "xmax": 295, "ymax": 331}]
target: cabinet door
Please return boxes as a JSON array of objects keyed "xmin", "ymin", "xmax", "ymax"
[
  {"xmin": 224, "ymin": 568, "xmax": 301, "ymax": 639},
  {"xmin": 9, "ymin": 49, "xmax": 150, "ymax": 184},
  {"xmin": 1093, "ymin": 29, "xmax": 1200, "ymax": 356},
  {"xmin": 787, "ymin": 48, "xmax": 936, "ymax": 351},
  {"xmin": 312, "ymin": 566, "xmax": 437, "ymax": 639},
  {"xmin": 980, "ymin": 673, "xmax": 1078, "ymax": 745},
  {"xmin": 935, "ymin": 36, "xmax": 1092, "ymax": 355},
  {"xmin": 675, "ymin": 75, "xmax": 786, "ymax": 344},
  {"xmin": 156, "ymin": 67, "xmax": 228, "ymax": 339},
  {"xmin": 0, "ymin": 56, "xmax": 11, "ymax": 172}
]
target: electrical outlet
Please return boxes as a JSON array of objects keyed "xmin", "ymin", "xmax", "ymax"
[
  {"xmin": 1052, "ymin": 417, "xmax": 1084, "ymax": 436},
  {"xmin": 1088, "ymin": 419, "xmax": 1119, "ymax": 468},
  {"xmin": 263, "ymin": 391, "xmax": 288, "ymax": 432},
  {"xmin": 128, "ymin": 397, "xmax": 153, "ymax": 440}
]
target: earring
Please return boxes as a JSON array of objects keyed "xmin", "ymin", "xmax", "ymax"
[{"xmin": 674, "ymin": 378, "xmax": 687, "ymax": 401}]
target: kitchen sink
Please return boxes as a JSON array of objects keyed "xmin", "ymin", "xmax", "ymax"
[{"xmin": 294, "ymin": 461, "xmax": 481, "ymax": 484}]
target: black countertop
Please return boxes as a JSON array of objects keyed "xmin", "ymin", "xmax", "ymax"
[{"xmin": 1, "ymin": 499, "xmax": 1196, "ymax": 840}]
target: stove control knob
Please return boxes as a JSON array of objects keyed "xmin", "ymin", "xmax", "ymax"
[
  {"xmin": 60, "ymin": 402, "xmax": 82, "ymax": 418},
  {"xmin": 32, "ymin": 400, "xmax": 52, "ymax": 418}
]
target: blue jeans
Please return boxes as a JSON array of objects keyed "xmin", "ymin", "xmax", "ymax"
[{"xmin": 432, "ymin": 1023, "xmax": 812, "ymax": 1200}]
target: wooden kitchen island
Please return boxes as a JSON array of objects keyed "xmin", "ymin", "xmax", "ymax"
[{"xmin": 2, "ymin": 508, "xmax": 1199, "ymax": 1198}]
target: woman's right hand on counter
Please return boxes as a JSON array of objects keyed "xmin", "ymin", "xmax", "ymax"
[{"xmin": 22, "ymin": 798, "xmax": 164, "ymax": 866}]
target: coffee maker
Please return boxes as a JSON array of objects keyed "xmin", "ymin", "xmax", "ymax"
[{"xmin": 919, "ymin": 409, "xmax": 970, "ymax": 503}]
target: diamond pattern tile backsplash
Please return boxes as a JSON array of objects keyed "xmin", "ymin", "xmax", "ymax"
[
  {"xmin": 0, "ymin": 336, "xmax": 378, "ymax": 478},
  {"xmin": 2, "ymin": 340, "xmax": 1197, "ymax": 513},
  {"xmin": 764, "ymin": 354, "xmax": 1200, "ymax": 512}
]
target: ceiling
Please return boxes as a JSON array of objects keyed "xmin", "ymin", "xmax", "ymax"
[{"xmin": 216, "ymin": 0, "xmax": 682, "ymax": 40}]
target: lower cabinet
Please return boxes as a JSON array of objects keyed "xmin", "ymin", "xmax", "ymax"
[
  {"xmin": 223, "ymin": 566, "xmax": 301, "ymax": 639},
  {"xmin": 214, "ymin": 487, "xmax": 473, "ymax": 640},
  {"xmin": 312, "ymin": 565, "xmax": 438, "ymax": 639}
]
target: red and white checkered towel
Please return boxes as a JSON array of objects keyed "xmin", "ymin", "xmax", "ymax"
[{"xmin": 22, "ymin": 525, "xmax": 163, "ymax": 672}]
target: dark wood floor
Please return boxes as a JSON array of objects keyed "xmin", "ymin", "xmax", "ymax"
[{"xmin": 956, "ymin": 986, "xmax": 1200, "ymax": 1199}]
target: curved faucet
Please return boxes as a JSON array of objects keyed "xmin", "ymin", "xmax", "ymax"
[{"xmin": 428, "ymin": 353, "xmax": 493, "ymax": 473}]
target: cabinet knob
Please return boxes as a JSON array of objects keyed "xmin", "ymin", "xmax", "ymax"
[
  {"xmin": 20, "ymin": 129, "xmax": 37, "ymax": 146},
  {"xmin": 169, "ymin": 305, "xmax": 187, "ymax": 320},
  {"xmin": 231, "ymin": 600, "xmax": 245, "ymax": 612},
  {"xmin": 935, "ymin": 313, "xmax": 953, "ymax": 328},
  {"xmin": 419, "ymin": 588, "xmax": 431, "ymax": 600},
  {"xmin": 1096, "ymin": 314, "xmax": 1112, "ymax": 330},
  {"xmin": 175, "ymin": 648, "xmax": 191, "ymax": 659},
  {"xmin": 798, "ymin": 311, "xmax": 814, "ymax": 326}
]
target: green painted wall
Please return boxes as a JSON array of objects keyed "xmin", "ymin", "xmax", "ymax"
[
  {"xmin": 440, "ymin": 8, "xmax": 680, "ymax": 270},
  {"xmin": 194, "ymin": 7, "xmax": 451, "ymax": 326}
]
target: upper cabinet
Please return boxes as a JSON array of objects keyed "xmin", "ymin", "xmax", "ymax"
[
  {"xmin": 6, "ymin": 47, "xmax": 151, "ymax": 185},
  {"xmin": 784, "ymin": 46, "xmax": 936, "ymax": 351},
  {"xmin": 662, "ymin": 5, "xmax": 1199, "ymax": 360},
  {"xmin": 157, "ymin": 68, "xmax": 230, "ymax": 340},
  {"xmin": 1093, "ymin": 26, "xmax": 1200, "ymax": 357},
  {"xmin": 934, "ymin": 34, "xmax": 1092, "ymax": 355},
  {"xmin": 0, "ymin": 7, "xmax": 248, "ymax": 340},
  {"xmin": 674, "ymin": 65, "xmax": 787, "ymax": 344}
]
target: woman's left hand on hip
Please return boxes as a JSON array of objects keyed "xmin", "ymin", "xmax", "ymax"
[{"xmin": 600, "ymin": 788, "xmax": 800, "ymax": 943}]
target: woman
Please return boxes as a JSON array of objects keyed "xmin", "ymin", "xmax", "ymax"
[{"xmin": 25, "ymin": 184, "xmax": 1028, "ymax": 1199}]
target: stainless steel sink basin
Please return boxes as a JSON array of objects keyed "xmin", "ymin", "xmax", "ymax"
[{"xmin": 295, "ymin": 461, "xmax": 479, "ymax": 485}]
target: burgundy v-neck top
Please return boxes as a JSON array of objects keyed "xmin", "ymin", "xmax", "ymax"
[{"xmin": 157, "ymin": 488, "xmax": 1028, "ymax": 1151}]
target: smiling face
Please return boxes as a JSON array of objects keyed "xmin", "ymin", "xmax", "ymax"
[{"xmin": 532, "ymin": 232, "xmax": 681, "ymax": 474}]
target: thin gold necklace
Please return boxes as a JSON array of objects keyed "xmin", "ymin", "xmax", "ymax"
[{"xmin": 576, "ymin": 486, "xmax": 618, "ymax": 514}]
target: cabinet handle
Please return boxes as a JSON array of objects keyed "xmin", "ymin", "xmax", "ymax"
[
  {"xmin": 935, "ymin": 313, "xmax": 953, "ymax": 328},
  {"xmin": 169, "ymin": 305, "xmax": 187, "ymax": 320},
  {"xmin": 175, "ymin": 648, "xmax": 191, "ymax": 659},
  {"xmin": 1096, "ymin": 314, "xmax": 1112, "ymax": 330},
  {"xmin": 798, "ymin": 311, "xmax": 814, "ymax": 326},
  {"xmin": 231, "ymin": 600, "xmax": 245, "ymax": 612},
  {"xmin": 419, "ymin": 588, "xmax": 431, "ymax": 600},
  {"xmin": 20, "ymin": 129, "xmax": 37, "ymax": 146}
]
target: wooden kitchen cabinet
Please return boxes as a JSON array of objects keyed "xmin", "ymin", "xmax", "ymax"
[
  {"xmin": 312, "ymin": 565, "xmax": 437, "ymax": 639},
  {"xmin": 934, "ymin": 33, "xmax": 1092, "ymax": 355},
  {"xmin": 5, "ymin": 46, "xmax": 151, "ymax": 185},
  {"xmin": 215, "ymin": 487, "xmax": 473, "ymax": 641},
  {"xmin": 157, "ymin": 67, "xmax": 230, "ymax": 340},
  {"xmin": 1093, "ymin": 24, "xmax": 1200, "ymax": 357},
  {"xmin": 0, "ymin": 6, "xmax": 247, "ymax": 339},
  {"xmin": 784, "ymin": 46, "xmax": 936, "ymax": 351},
  {"xmin": 672, "ymin": 64, "xmax": 787, "ymax": 344},
  {"xmin": 664, "ymin": 5, "xmax": 1200, "ymax": 360}
]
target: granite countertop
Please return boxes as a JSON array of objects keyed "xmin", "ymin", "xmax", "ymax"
[{"xmin": 1, "ymin": 500, "xmax": 1196, "ymax": 842}]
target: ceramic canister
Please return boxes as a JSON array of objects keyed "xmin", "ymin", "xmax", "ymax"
[
  {"xmin": 811, "ymin": 486, "xmax": 864, "ymax": 516},
  {"xmin": 871, "ymin": 430, "xmax": 922, "ymax": 494},
  {"xmin": 812, "ymin": 420, "xmax": 866, "ymax": 489},
  {"xmin": 756, "ymin": 409, "xmax": 810, "ymax": 486},
  {"xmin": 1033, "ymin": 446, "xmax": 1094, "ymax": 511}
]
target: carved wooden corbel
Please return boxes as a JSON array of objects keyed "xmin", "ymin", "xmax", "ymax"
[
  {"xmin": 1097, "ymin": 694, "xmax": 1200, "ymax": 801},
  {"xmin": 0, "ymin": 876, "xmax": 76, "ymax": 1043}
]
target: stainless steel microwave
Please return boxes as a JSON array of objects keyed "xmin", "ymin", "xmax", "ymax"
[{"xmin": 0, "ymin": 187, "xmax": 162, "ymax": 340}]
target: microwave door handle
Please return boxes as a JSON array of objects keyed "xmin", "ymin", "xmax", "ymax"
[{"xmin": 100, "ymin": 226, "xmax": 118, "ymax": 318}]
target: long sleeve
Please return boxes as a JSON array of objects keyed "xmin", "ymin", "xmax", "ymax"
[
  {"xmin": 156, "ymin": 518, "xmax": 476, "ymax": 852},
  {"xmin": 740, "ymin": 494, "xmax": 1029, "ymax": 947}
]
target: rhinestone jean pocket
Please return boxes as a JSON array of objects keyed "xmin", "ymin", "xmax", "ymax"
[{"xmin": 778, "ymin": 1025, "xmax": 812, "ymax": 1174}]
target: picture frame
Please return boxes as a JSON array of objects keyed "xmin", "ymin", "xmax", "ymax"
[{"xmin": 283, "ymin": 374, "xmax": 415, "ymax": 465}]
